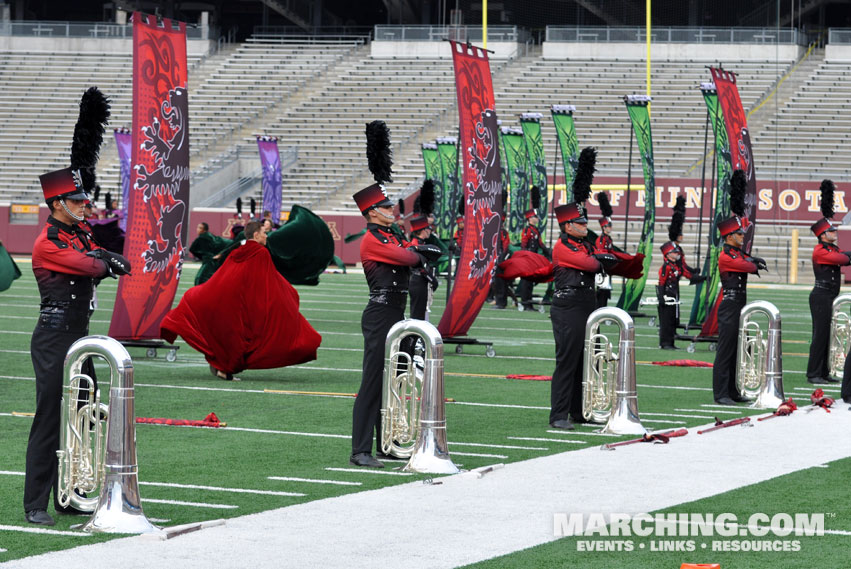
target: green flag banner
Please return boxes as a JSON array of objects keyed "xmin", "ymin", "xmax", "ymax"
[
  {"xmin": 519, "ymin": 113, "xmax": 548, "ymax": 233},
  {"xmin": 689, "ymin": 84, "xmax": 733, "ymax": 328},
  {"xmin": 500, "ymin": 126, "xmax": 530, "ymax": 244},
  {"xmin": 551, "ymin": 105, "xmax": 580, "ymax": 204},
  {"xmin": 421, "ymin": 141, "xmax": 444, "ymax": 218},
  {"xmin": 436, "ymin": 137, "xmax": 460, "ymax": 241},
  {"xmin": 617, "ymin": 95, "xmax": 655, "ymax": 313}
]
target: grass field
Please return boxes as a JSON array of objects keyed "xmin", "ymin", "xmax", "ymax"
[{"xmin": 0, "ymin": 259, "xmax": 847, "ymax": 566}]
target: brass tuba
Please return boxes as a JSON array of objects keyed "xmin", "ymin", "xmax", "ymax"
[
  {"xmin": 57, "ymin": 335, "xmax": 156, "ymax": 533},
  {"xmin": 582, "ymin": 307, "xmax": 645, "ymax": 435},
  {"xmin": 828, "ymin": 293, "xmax": 851, "ymax": 378},
  {"xmin": 381, "ymin": 319, "xmax": 458, "ymax": 474},
  {"xmin": 736, "ymin": 301, "xmax": 785, "ymax": 409}
]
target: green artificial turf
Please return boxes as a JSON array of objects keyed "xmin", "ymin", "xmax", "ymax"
[{"xmin": 0, "ymin": 261, "xmax": 841, "ymax": 564}]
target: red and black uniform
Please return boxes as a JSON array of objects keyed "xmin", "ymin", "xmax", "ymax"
[
  {"xmin": 549, "ymin": 233, "xmax": 604, "ymax": 424},
  {"xmin": 712, "ymin": 244, "xmax": 759, "ymax": 402},
  {"xmin": 675, "ymin": 245, "xmax": 699, "ymax": 276},
  {"xmin": 518, "ymin": 224, "xmax": 549, "ymax": 309},
  {"xmin": 594, "ymin": 233, "xmax": 616, "ymax": 307},
  {"xmin": 25, "ymin": 216, "xmax": 108, "ymax": 514},
  {"xmin": 491, "ymin": 228, "xmax": 512, "ymax": 309},
  {"xmin": 353, "ymin": 223, "xmax": 422, "ymax": 456},
  {"xmin": 657, "ymin": 258, "xmax": 691, "ymax": 348},
  {"xmin": 408, "ymin": 234, "xmax": 437, "ymax": 320},
  {"xmin": 807, "ymin": 241, "xmax": 851, "ymax": 382}
]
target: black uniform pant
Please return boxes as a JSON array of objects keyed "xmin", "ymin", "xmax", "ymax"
[
  {"xmin": 518, "ymin": 279, "xmax": 534, "ymax": 309},
  {"xmin": 658, "ymin": 295, "xmax": 678, "ymax": 347},
  {"xmin": 842, "ymin": 345, "xmax": 851, "ymax": 402},
  {"xmin": 806, "ymin": 288, "xmax": 836, "ymax": 380},
  {"xmin": 550, "ymin": 288, "xmax": 596, "ymax": 424},
  {"xmin": 712, "ymin": 295, "xmax": 746, "ymax": 401},
  {"xmin": 595, "ymin": 288, "xmax": 611, "ymax": 309},
  {"xmin": 352, "ymin": 300, "xmax": 405, "ymax": 455},
  {"xmin": 491, "ymin": 272, "xmax": 507, "ymax": 308},
  {"xmin": 409, "ymin": 274, "xmax": 428, "ymax": 321},
  {"xmin": 25, "ymin": 326, "xmax": 94, "ymax": 513}
]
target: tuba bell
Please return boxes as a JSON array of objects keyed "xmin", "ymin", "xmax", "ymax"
[
  {"xmin": 57, "ymin": 335, "xmax": 156, "ymax": 533},
  {"xmin": 582, "ymin": 307, "xmax": 645, "ymax": 435},
  {"xmin": 380, "ymin": 319, "xmax": 458, "ymax": 474},
  {"xmin": 828, "ymin": 293, "xmax": 851, "ymax": 378},
  {"xmin": 736, "ymin": 301, "xmax": 785, "ymax": 409}
]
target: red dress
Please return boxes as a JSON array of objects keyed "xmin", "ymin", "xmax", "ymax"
[{"xmin": 161, "ymin": 240, "xmax": 321, "ymax": 373}]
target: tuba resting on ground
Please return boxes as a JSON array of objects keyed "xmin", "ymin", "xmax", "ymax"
[
  {"xmin": 828, "ymin": 294, "xmax": 851, "ymax": 378},
  {"xmin": 57, "ymin": 335, "xmax": 156, "ymax": 533},
  {"xmin": 737, "ymin": 301, "xmax": 785, "ymax": 409},
  {"xmin": 381, "ymin": 319, "xmax": 458, "ymax": 474},
  {"xmin": 582, "ymin": 307, "xmax": 645, "ymax": 435}
]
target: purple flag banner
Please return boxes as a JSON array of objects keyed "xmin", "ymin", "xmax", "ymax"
[
  {"xmin": 114, "ymin": 128, "xmax": 132, "ymax": 231},
  {"xmin": 257, "ymin": 137, "xmax": 282, "ymax": 222}
]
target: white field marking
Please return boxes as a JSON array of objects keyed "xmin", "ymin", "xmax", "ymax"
[
  {"xmin": 507, "ymin": 437, "xmax": 586, "ymax": 444},
  {"xmin": 0, "ymin": 330, "xmax": 35, "ymax": 335},
  {"xmin": 219, "ymin": 426, "xmax": 349, "ymax": 439},
  {"xmin": 0, "ymin": 470, "xmax": 24, "ymax": 476},
  {"xmin": 267, "ymin": 476, "xmax": 362, "ymax": 486},
  {"xmin": 449, "ymin": 401, "xmax": 549, "ymax": 410},
  {"xmin": 637, "ymin": 383, "xmax": 712, "ymax": 392},
  {"xmin": 674, "ymin": 408, "xmax": 741, "ymax": 415},
  {"xmin": 545, "ymin": 430, "xmax": 622, "ymax": 437},
  {"xmin": 641, "ymin": 412, "xmax": 722, "ymax": 419},
  {"xmin": 641, "ymin": 420, "xmax": 688, "ymax": 426},
  {"xmin": 449, "ymin": 442, "xmax": 548, "ymax": 450},
  {"xmin": 699, "ymin": 404, "xmax": 753, "ymax": 410},
  {"xmin": 146, "ymin": 517, "xmax": 172, "ymax": 523},
  {"xmin": 324, "ymin": 467, "xmax": 413, "ymax": 476},
  {"xmin": 142, "ymin": 498, "xmax": 238, "ymax": 509},
  {"xmin": 792, "ymin": 386, "xmax": 841, "ymax": 393},
  {"xmin": 0, "ymin": 525, "xmax": 91, "ymax": 537},
  {"xmin": 0, "ymin": 547, "xmax": 5, "ymax": 552},
  {"xmin": 139, "ymin": 481, "xmax": 305, "ymax": 497},
  {"xmin": 813, "ymin": 464, "xmax": 830, "ymax": 468},
  {"xmin": 0, "ymin": 349, "xmax": 34, "ymax": 354},
  {"xmin": 451, "ymin": 451, "xmax": 508, "ymax": 459}
]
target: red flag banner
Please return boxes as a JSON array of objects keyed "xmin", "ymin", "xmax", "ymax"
[
  {"xmin": 110, "ymin": 13, "xmax": 190, "ymax": 340},
  {"xmin": 710, "ymin": 67, "xmax": 757, "ymax": 253},
  {"xmin": 438, "ymin": 41, "xmax": 503, "ymax": 338}
]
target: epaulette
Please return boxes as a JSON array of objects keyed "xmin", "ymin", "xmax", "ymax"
[
  {"xmin": 561, "ymin": 234, "xmax": 579, "ymax": 252},
  {"xmin": 46, "ymin": 225, "xmax": 68, "ymax": 249},
  {"xmin": 368, "ymin": 226, "xmax": 391, "ymax": 244}
]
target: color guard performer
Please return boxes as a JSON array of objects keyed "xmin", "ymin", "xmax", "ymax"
[
  {"xmin": 408, "ymin": 216, "xmax": 439, "ymax": 320},
  {"xmin": 712, "ymin": 171, "xmax": 767, "ymax": 404},
  {"xmin": 806, "ymin": 180, "xmax": 850, "ymax": 385},
  {"xmin": 518, "ymin": 205, "xmax": 549, "ymax": 311},
  {"xmin": 549, "ymin": 203, "xmax": 616, "ymax": 429},
  {"xmin": 657, "ymin": 242, "xmax": 687, "ymax": 349}
]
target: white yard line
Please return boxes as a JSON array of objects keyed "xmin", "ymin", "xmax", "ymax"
[
  {"xmin": 9, "ymin": 409, "xmax": 849, "ymax": 569},
  {"xmin": 324, "ymin": 468, "xmax": 413, "ymax": 477},
  {"xmin": 267, "ymin": 477, "xmax": 362, "ymax": 487},
  {"xmin": 141, "ymin": 498, "xmax": 239, "ymax": 509},
  {"xmin": 507, "ymin": 437, "xmax": 586, "ymax": 444},
  {"xmin": 0, "ymin": 525, "xmax": 91, "ymax": 537},
  {"xmin": 139, "ymin": 482, "xmax": 305, "ymax": 497}
]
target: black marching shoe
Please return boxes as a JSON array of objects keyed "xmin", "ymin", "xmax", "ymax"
[
  {"xmin": 843, "ymin": 397, "xmax": 851, "ymax": 405},
  {"xmin": 732, "ymin": 395, "xmax": 754, "ymax": 403},
  {"xmin": 714, "ymin": 397, "xmax": 737, "ymax": 405},
  {"xmin": 807, "ymin": 377, "xmax": 830, "ymax": 385},
  {"xmin": 25, "ymin": 510, "xmax": 55, "ymax": 526},
  {"xmin": 660, "ymin": 345, "xmax": 679, "ymax": 350},
  {"xmin": 375, "ymin": 451, "xmax": 401, "ymax": 461},
  {"xmin": 349, "ymin": 453, "xmax": 384, "ymax": 468},
  {"xmin": 825, "ymin": 376, "xmax": 841, "ymax": 383},
  {"xmin": 549, "ymin": 419, "xmax": 575, "ymax": 431}
]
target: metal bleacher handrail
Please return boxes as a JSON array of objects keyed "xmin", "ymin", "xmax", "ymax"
[
  {"xmin": 373, "ymin": 25, "xmax": 526, "ymax": 43},
  {"xmin": 0, "ymin": 19, "xmax": 215, "ymax": 40},
  {"xmin": 545, "ymin": 26, "xmax": 802, "ymax": 45},
  {"xmin": 828, "ymin": 28, "xmax": 851, "ymax": 44}
]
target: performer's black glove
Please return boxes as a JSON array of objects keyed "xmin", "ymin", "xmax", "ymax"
[
  {"xmin": 409, "ymin": 244, "xmax": 443, "ymax": 263},
  {"xmin": 689, "ymin": 274, "xmax": 707, "ymax": 285},
  {"xmin": 425, "ymin": 271, "xmax": 440, "ymax": 291},
  {"xmin": 593, "ymin": 253, "xmax": 618, "ymax": 271},
  {"xmin": 751, "ymin": 256, "xmax": 768, "ymax": 271},
  {"xmin": 88, "ymin": 249, "xmax": 132, "ymax": 277}
]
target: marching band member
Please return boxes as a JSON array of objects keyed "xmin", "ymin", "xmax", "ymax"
[
  {"xmin": 25, "ymin": 88, "xmax": 131, "ymax": 526},
  {"xmin": 712, "ymin": 171, "xmax": 767, "ymax": 405},
  {"xmin": 670, "ymin": 196, "xmax": 700, "ymax": 276},
  {"xmin": 657, "ymin": 242, "xmax": 686, "ymax": 349},
  {"xmin": 806, "ymin": 180, "xmax": 850, "ymax": 385},
  {"xmin": 594, "ymin": 191, "xmax": 646, "ymax": 308},
  {"xmin": 518, "ymin": 191, "xmax": 549, "ymax": 311},
  {"xmin": 408, "ymin": 216, "xmax": 438, "ymax": 320},
  {"xmin": 549, "ymin": 203, "xmax": 616, "ymax": 430}
]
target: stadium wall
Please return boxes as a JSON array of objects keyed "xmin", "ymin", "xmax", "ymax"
[
  {"xmin": 0, "ymin": 35, "xmax": 213, "ymax": 56},
  {"xmin": 370, "ymin": 41, "xmax": 523, "ymax": 59},
  {"xmin": 542, "ymin": 42, "xmax": 803, "ymax": 61}
]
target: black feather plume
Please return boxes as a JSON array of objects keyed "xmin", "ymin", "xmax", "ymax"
[
  {"xmin": 597, "ymin": 191, "xmax": 613, "ymax": 218},
  {"xmin": 398, "ymin": 198, "xmax": 405, "ymax": 216},
  {"xmin": 530, "ymin": 186, "xmax": 541, "ymax": 210},
  {"xmin": 250, "ymin": 198, "xmax": 257, "ymax": 217},
  {"xmin": 365, "ymin": 120, "xmax": 393, "ymax": 184},
  {"xmin": 730, "ymin": 169, "xmax": 747, "ymax": 217},
  {"xmin": 413, "ymin": 195, "xmax": 421, "ymax": 214},
  {"xmin": 420, "ymin": 179, "xmax": 435, "ymax": 216},
  {"xmin": 820, "ymin": 179, "xmax": 835, "ymax": 219},
  {"xmin": 573, "ymin": 147, "xmax": 597, "ymax": 204},
  {"xmin": 668, "ymin": 196, "xmax": 686, "ymax": 241},
  {"xmin": 104, "ymin": 191, "xmax": 111, "ymax": 208},
  {"xmin": 236, "ymin": 197, "xmax": 242, "ymax": 215},
  {"xmin": 70, "ymin": 87, "xmax": 111, "ymax": 192},
  {"xmin": 93, "ymin": 185, "xmax": 101, "ymax": 205}
]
